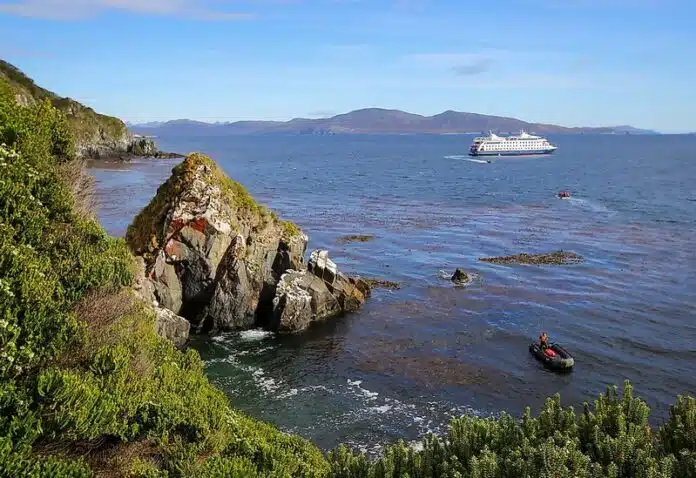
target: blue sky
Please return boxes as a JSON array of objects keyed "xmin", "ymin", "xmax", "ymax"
[{"xmin": 1, "ymin": 0, "xmax": 694, "ymax": 132}]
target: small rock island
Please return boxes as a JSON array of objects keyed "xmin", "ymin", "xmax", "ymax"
[{"xmin": 127, "ymin": 153, "xmax": 370, "ymax": 338}]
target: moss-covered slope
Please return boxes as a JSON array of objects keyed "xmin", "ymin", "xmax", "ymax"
[{"xmin": 1, "ymin": 59, "xmax": 132, "ymax": 158}]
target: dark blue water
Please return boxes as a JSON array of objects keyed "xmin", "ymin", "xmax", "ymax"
[{"xmin": 90, "ymin": 133, "xmax": 696, "ymax": 454}]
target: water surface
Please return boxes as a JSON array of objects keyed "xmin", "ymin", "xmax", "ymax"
[{"xmin": 90, "ymin": 133, "xmax": 696, "ymax": 453}]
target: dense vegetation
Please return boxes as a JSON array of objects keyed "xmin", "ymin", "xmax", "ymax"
[
  {"xmin": 2, "ymin": 76, "xmax": 695, "ymax": 477},
  {"xmin": 331, "ymin": 382, "xmax": 696, "ymax": 478}
]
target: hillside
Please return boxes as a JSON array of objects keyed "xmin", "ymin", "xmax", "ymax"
[
  {"xmin": 130, "ymin": 108, "xmax": 659, "ymax": 136},
  {"xmin": 0, "ymin": 59, "xmax": 177, "ymax": 159}
]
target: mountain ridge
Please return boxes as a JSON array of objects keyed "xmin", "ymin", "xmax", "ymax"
[{"xmin": 129, "ymin": 107, "xmax": 660, "ymax": 136}]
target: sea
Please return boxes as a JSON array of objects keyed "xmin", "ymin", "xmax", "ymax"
[{"xmin": 89, "ymin": 133, "xmax": 696, "ymax": 455}]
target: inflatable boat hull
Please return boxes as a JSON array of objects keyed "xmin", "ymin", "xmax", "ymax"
[{"xmin": 529, "ymin": 343, "xmax": 574, "ymax": 371}]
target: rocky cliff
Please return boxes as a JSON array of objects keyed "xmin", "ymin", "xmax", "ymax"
[
  {"xmin": 0, "ymin": 58, "xmax": 180, "ymax": 159},
  {"xmin": 126, "ymin": 152, "xmax": 369, "ymax": 333}
]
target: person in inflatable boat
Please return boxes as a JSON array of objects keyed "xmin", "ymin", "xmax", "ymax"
[{"xmin": 539, "ymin": 332, "xmax": 556, "ymax": 357}]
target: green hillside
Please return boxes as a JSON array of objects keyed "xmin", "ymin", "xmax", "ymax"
[{"xmin": 0, "ymin": 59, "xmax": 131, "ymax": 158}]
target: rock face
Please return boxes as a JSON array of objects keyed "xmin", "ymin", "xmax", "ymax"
[
  {"xmin": 154, "ymin": 306, "xmax": 190, "ymax": 349},
  {"xmin": 126, "ymin": 153, "xmax": 365, "ymax": 334},
  {"xmin": 123, "ymin": 137, "xmax": 185, "ymax": 161},
  {"xmin": 75, "ymin": 126, "xmax": 134, "ymax": 160},
  {"xmin": 80, "ymin": 133, "xmax": 184, "ymax": 161},
  {"xmin": 128, "ymin": 137, "xmax": 159, "ymax": 157},
  {"xmin": 271, "ymin": 250, "xmax": 370, "ymax": 333},
  {"xmin": 131, "ymin": 256, "xmax": 190, "ymax": 347}
]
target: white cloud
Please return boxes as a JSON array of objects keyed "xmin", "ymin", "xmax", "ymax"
[{"xmin": 0, "ymin": 0, "xmax": 254, "ymax": 20}]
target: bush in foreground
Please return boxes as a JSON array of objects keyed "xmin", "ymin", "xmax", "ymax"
[{"xmin": 330, "ymin": 381, "xmax": 696, "ymax": 478}]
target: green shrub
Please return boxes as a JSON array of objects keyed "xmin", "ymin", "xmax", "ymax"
[{"xmin": 327, "ymin": 381, "xmax": 696, "ymax": 478}]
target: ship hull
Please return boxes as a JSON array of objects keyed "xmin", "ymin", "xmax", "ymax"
[{"xmin": 469, "ymin": 149, "xmax": 556, "ymax": 157}]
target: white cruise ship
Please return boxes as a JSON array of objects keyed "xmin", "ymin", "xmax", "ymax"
[{"xmin": 468, "ymin": 131, "xmax": 557, "ymax": 156}]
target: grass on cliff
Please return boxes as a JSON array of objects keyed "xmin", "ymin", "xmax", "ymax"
[{"xmin": 126, "ymin": 152, "xmax": 301, "ymax": 255}]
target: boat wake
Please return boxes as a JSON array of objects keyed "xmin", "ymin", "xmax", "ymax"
[
  {"xmin": 564, "ymin": 197, "xmax": 614, "ymax": 214},
  {"xmin": 444, "ymin": 155, "xmax": 489, "ymax": 164}
]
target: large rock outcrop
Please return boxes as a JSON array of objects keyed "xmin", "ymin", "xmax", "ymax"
[
  {"xmin": 272, "ymin": 250, "xmax": 370, "ymax": 333},
  {"xmin": 126, "ymin": 153, "xmax": 364, "ymax": 334}
]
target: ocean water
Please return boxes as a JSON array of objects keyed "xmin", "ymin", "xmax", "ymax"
[{"xmin": 89, "ymin": 133, "xmax": 696, "ymax": 454}]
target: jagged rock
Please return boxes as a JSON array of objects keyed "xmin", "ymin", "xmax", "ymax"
[
  {"xmin": 132, "ymin": 252, "xmax": 190, "ymax": 347},
  {"xmin": 451, "ymin": 268, "xmax": 471, "ymax": 285},
  {"xmin": 126, "ymin": 153, "xmax": 311, "ymax": 333},
  {"xmin": 272, "ymin": 250, "xmax": 371, "ymax": 333},
  {"xmin": 125, "ymin": 137, "xmax": 184, "ymax": 160},
  {"xmin": 128, "ymin": 137, "xmax": 158, "ymax": 156},
  {"xmin": 132, "ymin": 255, "xmax": 157, "ymax": 304},
  {"xmin": 154, "ymin": 305, "xmax": 190, "ymax": 348}
]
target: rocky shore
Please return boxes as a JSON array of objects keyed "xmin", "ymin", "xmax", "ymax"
[
  {"xmin": 78, "ymin": 132, "xmax": 184, "ymax": 161},
  {"xmin": 127, "ymin": 152, "xmax": 371, "ymax": 344}
]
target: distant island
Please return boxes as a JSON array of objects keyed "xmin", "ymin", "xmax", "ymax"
[{"xmin": 128, "ymin": 109, "xmax": 659, "ymax": 136}]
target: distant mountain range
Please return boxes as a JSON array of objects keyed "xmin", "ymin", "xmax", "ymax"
[{"xmin": 127, "ymin": 109, "xmax": 659, "ymax": 136}]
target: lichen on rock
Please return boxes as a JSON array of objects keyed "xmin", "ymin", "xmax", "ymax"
[{"xmin": 125, "ymin": 152, "xmax": 358, "ymax": 334}]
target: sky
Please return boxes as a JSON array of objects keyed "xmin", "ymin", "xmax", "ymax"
[{"xmin": 0, "ymin": 0, "xmax": 695, "ymax": 132}]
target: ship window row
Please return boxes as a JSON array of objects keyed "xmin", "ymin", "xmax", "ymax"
[{"xmin": 483, "ymin": 143, "xmax": 544, "ymax": 150}]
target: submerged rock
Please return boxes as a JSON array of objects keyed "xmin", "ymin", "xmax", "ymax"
[
  {"xmin": 272, "ymin": 250, "xmax": 371, "ymax": 333},
  {"xmin": 126, "ymin": 153, "xmax": 366, "ymax": 334},
  {"xmin": 363, "ymin": 278, "xmax": 401, "ymax": 290},
  {"xmin": 480, "ymin": 250, "xmax": 583, "ymax": 265},
  {"xmin": 336, "ymin": 234, "xmax": 376, "ymax": 245}
]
